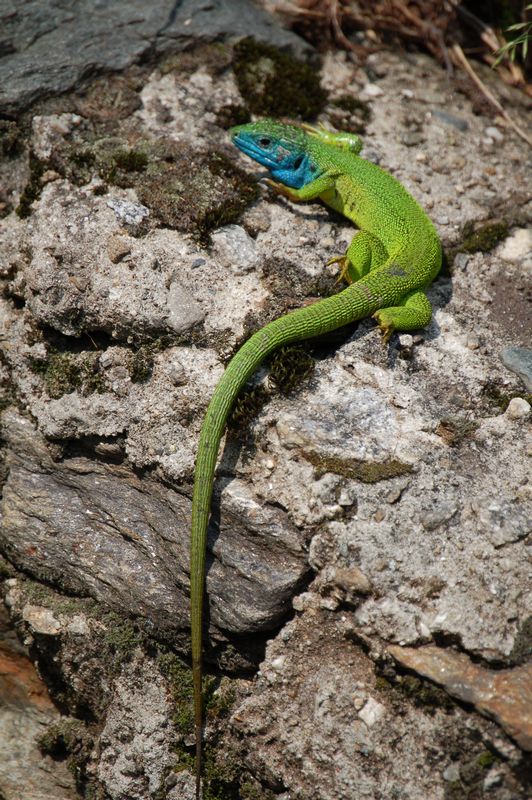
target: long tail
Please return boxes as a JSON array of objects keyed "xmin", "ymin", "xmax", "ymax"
[{"xmin": 189, "ymin": 270, "xmax": 412, "ymax": 797}]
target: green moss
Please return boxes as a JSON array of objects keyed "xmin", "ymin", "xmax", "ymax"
[
  {"xmin": 233, "ymin": 38, "xmax": 327, "ymax": 119},
  {"xmin": 458, "ymin": 219, "xmax": 509, "ymax": 253},
  {"xmin": 0, "ymin": 120, "xmax": 23, "ymax": 158},
  {"xmin": 240, "ymin": 779, "xmax": 276, "ymax": 800},
  {"xmin": 19, "ymin": 580, "xmax": 98, "ymax": 618},
  {"xmin": 205, "ymin": 680, "xmax": 236, "ymax": 720},
  {"xmin": 37, "ymin": 719, "xmax": 93, "ymax": 796},
  {"xmin": 101, "ymin": 611, "xmax": 146, "ymax": 664},
  {"xmin": 138, "ymin": 147, "xmax": 259, "ymax": 244},
  {"xmin": 156, "ymin": 650, "xmax": 197, "ymax": 737},
  {"xmin": 509, "ymin": 615, "xmax": 532, "ymax": 665},
  {"xmin": 112, "ymin": 148, "xmax": 149, "ymax": 172},
  {"xmin": 0, "ymin": 555, "xmax": 16, "ymax": 579},
  {"xmin": 482, "ymin": 381, "xmax": 532, "ymax": 414},
  {"xmin": 29, "ymin": 350, "xmax": 106, "ymax": 399},
  {"xmin": 268, "ymin": 346, "xmax": 314, "ymax": 394},
  {"xmin": 128, "ymin": 344, "xmax": 155, "ymax": 383},
  {"xmin": 37, "ymin": 718, "xmax": 86, "ymax": 757},
  {"xmin": 435, "ymin": 416, "xmax": 479, "ymax": 446},
  {"xmin": 328, "ymin": 94, "xmax": 371, "ymax": 134},
  {"xmin": 215, "ymin": 103, "xmax": 251, "ymax": 130},
  {"xmin": 127, "ymin": 334, "xmax": 196, "ymax": 382},
  {"xmin": 397, "ymin": 674, "xmax": 455, "ymax": 713},
  {"xmin": 65, "ymin": 139, "xmax": 149, "ymax": 189},
  {"xmin": 304, "ymin": 451, "xmax": 413, "ymax": 483},
  {"xmin": 476, "ymin": 750, "xmax": 495, "ymax": 768},
  {"xmin": 444, "ymin": 750, "xmax": 499, "ymax": 800},
  {"xmin": 228, "ymin": 385, "xmax": 269, "ymax": 434},
  {"xmin": 16, "ymin": 152, "xmax": 46, "ymax": 218}
]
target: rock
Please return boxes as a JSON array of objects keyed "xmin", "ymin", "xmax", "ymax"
[
  {"xmin": 106, "ymin": 198, "xmax": 150, "ymax": 228},
  {"xmin": 431, "ymin": 109, "xmax": 469, "ymax": 131},
  {"xmin": 388, "ymin": 645, "xmax": 532, "ymax": 751},
  {"xmin": 498, "ymin": 228, "xmax": 532, "ymax": 262},
  {"xmin": 230, "ymin": 610, "xmax": 523, "ymax": 800},
  {"xmin": 362, "ymin": 83, "xmax": 384, "ymax": 97},
  {"xmin": 402, "ymin": 131, "xmax": 424, "ymax": 147},
  {"xmin": 0, "ymin": 0, "xmax": 309, "ymax": 114},
  {"xmin": 501, "ymin": 347, "xmax": 532, "ymax": 391},
  {"xmin": 210, "ymin": 224, "xmax": 260, "ymax": 273},
  {"xmin": 0, "ymin": 411, "xmax": 309, "ymax": 661},
  {"xmin": 505, "ymin": 397, "xmax": 531, "ymax": 419},
  {"xmin": 485, "ymin": 126, "xmax": 504, "ymax": 142},
  {"xmin": 0, "ymin": 606, "xmax": 77, "ymax": 800}
]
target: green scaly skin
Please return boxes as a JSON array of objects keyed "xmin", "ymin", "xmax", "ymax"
[{"xmin": 190, "ymin": 120, "xmax": 441, "ymax": 797}]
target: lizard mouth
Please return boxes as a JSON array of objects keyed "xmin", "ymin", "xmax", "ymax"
[{"xmin": 231, "ymin": 133, "xmax": 279, "ymax": 170}]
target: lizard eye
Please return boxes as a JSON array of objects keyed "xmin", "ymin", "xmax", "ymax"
[
  {"xmin": 293, "ymin": 155, "xmax": 303, "ymax": 169},
  {"xmin": 257, "ymin": 137, "xmax": 271, "ymax": 148}
]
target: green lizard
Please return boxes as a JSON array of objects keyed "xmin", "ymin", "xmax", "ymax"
[{"xmin": 189, "ymin": 119, "xmax": 441, "ymax": 797}]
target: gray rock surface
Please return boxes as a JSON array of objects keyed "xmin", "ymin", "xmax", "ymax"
[
  {"xmin": 501, "ymin": 346, "xmax": 532, "ymax": 391},
  {"xmin": 1, "ymin": 411, "xmax": 308, "ymax": 656},
  {"xmin": 1, "ymin": 17, "xmax": 531, "ymax": 800},
  {"xmin": 0, "ymin": 605, "xmax": 78, "ymax": 800},
  {"xmin": 0, "ymin": 0, "xmax": 307, "ymax": 113}
]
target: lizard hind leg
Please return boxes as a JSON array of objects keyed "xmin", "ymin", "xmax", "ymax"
[
  {"xmin": 328, "ymin": 230, "xmax": 388, "ymax": 284},
  {"xmin": 302, "ymin": 123, "xmax": 363, "ymax": 154},
  {"xmin": 373, "ymin": 289, "xmax": 432, "ymax": 343}
]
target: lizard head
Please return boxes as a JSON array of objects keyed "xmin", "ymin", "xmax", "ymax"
[{"xmin": 231, "ymin": 119, "xmax": 321, "ymax": 189}]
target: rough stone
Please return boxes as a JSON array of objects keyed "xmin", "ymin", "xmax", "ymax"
[
  {"xmin": 501, "ymin": 347, "xmax": 532, "ymax": 391},
  {"xmin": 0, "ymin": 606, "xmax": 77, "ymax": 800},
  {"xmin": 1, "ymin": 24, "xmax": 531, "ymax": 800},
  {"xmin": 0, "ymin": 411, "xmax": 308, "ymax": 657},
  {"xmin": 388, "ymin": 645, "xmax": 532, "ymax": 751},
  {"xmin": 0, "ymin": 0, "xmax": 308, "ymax": 114}
]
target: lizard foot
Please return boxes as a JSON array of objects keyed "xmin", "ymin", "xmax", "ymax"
[
  {"xmin": 263, "ymin": 178, "xmax": 303, "ymax": 202},
  {"xmin": 372, "ymin": 310, "xmax": 395, "ymax": 344},
  {"xmin": 326, "ymin": 255, "xmax": 352, "ymax": 284}
]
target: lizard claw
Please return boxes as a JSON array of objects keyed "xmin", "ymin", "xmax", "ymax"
[
  {"xmin": 372, "ymin": 311, "xmax": 394, "ymax": 344},
  {"xmin": 326, "ymin": 255, "xmax": 351, "ymax": 284},
  {"xmin": 263, "ymin": 178, "xmax": 302, "ymax": 202}
]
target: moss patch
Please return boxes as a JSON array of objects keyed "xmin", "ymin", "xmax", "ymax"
[
  {"xmin": 458, "ymin": 219, "xmax": 509, "ymax": 254},
  {"xmin": 481, "ymin": 381, "xmax": 532, "ymax": 414},
  {"xmin": 444, "ymin": 750, "xmax": 499, "ymax": 800},
  {"xmin": 156, "ymin": 650, "xmax": 196, "ymax": 738},
  {"xmin": 215, "ymin": 103, "xmax": 251, "ymax": 130},
  {"xmin": 233, "ymin": 38, "xmax": 327, "ymax": 119},
  {"xmin": 304, "ymin": 451, "xmax": 413, "ymax": 483},
  {"xmin": 228, "ymin": 385, "xmax": 269, "ymax": 434},
  {"xmin": 100, "ymin": 611, "xmax": 146, "ymax": 665},
  {"xmin": 29, "ymin": 350, "xmax": 106, "ymax": 399},
  {"xmin": 328, "ymin": 94, "xmax": 371, "ymax": 135},
  {"xmin": 21, "ymin": 581, "xmax": 97, "ymax": 616},
  {"xmin": 38, "ymin": 718, "xmax": 93, "ymax": 795},
  {"xmin": 68, "ymin": 138, "xmax": 149, "ymax": 188},
  {"xmin": 0, "ymin": 120, "xmax": 23, "ymax": 158},
  {"xmin": 137, "ymin": 145, "xmax": 259, "ymax": 244},
  {"xmin": 15, "ymin": 152, "xmax": 46, "ymax": 218},
  {"xmin": 396, "ymin": 674, "xmax": 455, "ymax": 713},
  {"xmin": 509, "ymin": 615, "xmax": 532, "ymax": 665},
  {"xmin": 269, "ymin": 346, "xmax": 314, "ymax": 394}
]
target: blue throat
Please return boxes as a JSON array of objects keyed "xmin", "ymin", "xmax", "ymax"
[{"xmin": 271, "ymin": 153, "xmax": 319, "ymax": 189}]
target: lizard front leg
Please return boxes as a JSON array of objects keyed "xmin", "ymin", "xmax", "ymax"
[{"xmin": 265, "ymin": 172, "xmax": 336, "ymax": 202}]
